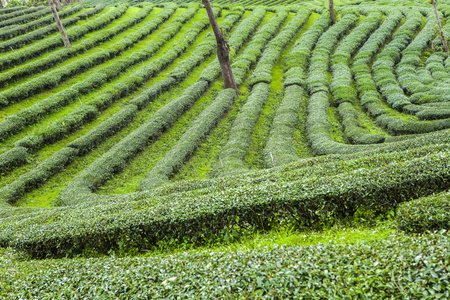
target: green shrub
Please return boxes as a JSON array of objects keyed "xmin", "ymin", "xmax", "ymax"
[
  {"xmin": 0, "ymin": 147, "xmax": 79, "ymax": 205},
  {"xmin": 0, "ymin": 147, "xmax": 29, "ymax": 175},
  {"xmin": 140, "ymin": 89, "xmax": 237, "ymax": 190},
  {"xmin": 397, "ymin": 191, "xmax": 450, "ymax": 233}
]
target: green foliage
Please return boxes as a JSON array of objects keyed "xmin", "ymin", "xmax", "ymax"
[
  {"xmin": 140, "ymin": 88, "xmax": 237, "ymax": 190},
  {"xmin": 397, "ymin": 191, "xmax": 450, "ymax": 233},
  {"xmin": 1, "ymin": 1, "xmax": 450, "ymax": 294},
  {"xmin": 0, "ymin": 4, "xmax": 124, "ymax": 72},
  {"xmin": 1, "ymin": 230, "xmax": 450, "ymax": 298},
  {"xmin": 0, "ymin": 5, "xmax": 83, "ymax": 44}
]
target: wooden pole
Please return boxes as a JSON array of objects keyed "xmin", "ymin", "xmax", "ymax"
[
  {"xmin": 329, "ymin": 0, "xmax": 336, "ymax": 24},
  {"xmin": 47, "ymin": 0, "xmax": 71, "ymax": 48},
  {"xmin": 432, "ymin": 0, "xmax": 449, "ymax": 53},
  {"xmin": 202, "ymin": 0, "xmax": 240, "ymax": 94}
]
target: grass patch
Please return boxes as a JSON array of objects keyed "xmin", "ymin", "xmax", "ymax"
[{"xmin": 328, "ymin": 106, "xmax": 348, "ymax": 143}]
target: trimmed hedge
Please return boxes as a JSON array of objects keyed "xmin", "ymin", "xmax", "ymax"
[
  {"xmin": 0, "ymin": 3, "xmax": 127, "ymax": 72},
  {"xmin": 330, "ymin": 11, "xmax": 382, "ymax": 106},
  {"xmin": 199, "ymin": 7, "xmax": 267, "ymax": 84},
  {"xmin": 140, "ymin": 89, "xmax": 237, "ymax": 190},
  {"xmin": 377, "ymin": 114, "xmax": 450, "ymax": 135},
  {"xmin": 0, "ymin": 147, "xmax": 29, "ymax": 175},
  {"xmin": 0, "ymin": 3, "xmax": 155, "ymax": 108},
  {"xmin": 58, "ymin": 80, "xmax": 210, "ymax": 205},
  {"xmin": 307, "ymin": 14, "xmax": 359, "ymax": 95},
  {"xmin": 372, "ymin": 9, "xmax": 423, "ymax": 110},
  {"xmin": 264, "ymin": 84, "xmax": 303, "ymax": 167},
  {"xmin": 68, "ymin": 104, "xmax": 138, "ymax": 155},
  {"xmin": 217, "ymin": 82, "xmax": 271, "ymax": 175},
  {"xmin": 352, "ymin": 11, "xmax": 402, "ymax": 117},
  {"xmin": 230, "ymin": 8, "xmax": 289, "ymax": 86},
  {"xmin": 284, "ymin": 13, "xmax": 331, "ymax": 78},
  {"xmin": 416, "ymin": 109, "xmax": 450, "ymax": 120},
  {"xmin": 121, "ymin": 142, "xmax": 450, "ymax": 204},
  {"xmin": 0, "ymin": 6, "xmax": 27, "ymax": 15},
  {"xmin": 217, "ymin": 9, "xmax": 310, "ymax": 174},
  {"xmin": 0, "ymin": 147, "xmax": 79, "ymax": 205},
  {"xmin": 0, "ymin": 147, "xmax": 449, "ymax": 257},
  {"xmin": 397, "ymin": 190, "xmax": 450, "ymax": 233},
  {"xmin": 264, "ymin": 14, "xmax": 331, "ymax": 166},
  {"xmin": 0, "ymin": 4, "xmax": 83, "ymax": 45},
  {"xmin": 0, "ymin": 5, "xmax": 113, "ymax": 88},
  {"xmin": 0, "ymin": 5, "xmax": 260, "ymax": 203},
  {"xmin": 0, "ymin": 3, "xmax": 176, "ymax": 142},
  {"xmin": 338, "ymin": 102, "xmax": 385, "ymax": 144},
  {"xmin": 247, "ymin": 9, "xmax": 311, "ymax": 87},
  {"xmin": 1, "ymin": 232, "xmax": 449, "ymax": 298},
  {"xmin": 0, "ymin": 6, "xmax": 46, "ymax": 26}
]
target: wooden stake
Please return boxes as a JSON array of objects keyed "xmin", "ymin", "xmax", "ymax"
[
  {"xmin": 202, "ymin": 0, "xmax": 240, "ymax": 95},
  {"xmin": 432, "ymin": 0, "xmax": 449, "ymax": 53},
  {"xmin": 47, "ymin": 0, "xmax": 71, "ymax": 48}
]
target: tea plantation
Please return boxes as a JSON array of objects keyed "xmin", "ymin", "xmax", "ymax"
[{"xmin": 0, "ymin": 0, "xmax": 449, "ymax": 297}]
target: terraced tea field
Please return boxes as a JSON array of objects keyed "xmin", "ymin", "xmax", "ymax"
[{"xmin": 0, "ymin": 0, "xmax": 449, "ymax": 297}]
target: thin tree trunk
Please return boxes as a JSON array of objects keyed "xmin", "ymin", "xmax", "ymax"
[
  {"xmin": 432, "ymin": 0, "xmax": 448, "ymax": 53},
  {"xmin": 329, "ymin": 0, "xmax": 336, "ymax": 24},
  {"xmin": 0, "ymin": 1, "xmax": 3, "ymax": 9},
  {"xmin": 54, "ymin": 0, "xmax": 64, "ymax": 11},
  {"xmin": 47, "ymin": 0, "xmax": 71, "ymax": 48},
  {"xmin": 202, "ymin": 0, "xmax": 239, "ymax": 94}
]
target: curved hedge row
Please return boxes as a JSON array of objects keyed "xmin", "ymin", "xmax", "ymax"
[
  {"xmin": 263, "ymin": 14, "xmax": 331, "ymax": 167},
  {"xmin": 0, "ymin": 6, "xmax": 27, "ymax": 15},
  {"xmin": 0, "ymin": 5, "xmax": 105, "ymax": 87},
  {"xmin": 0, "ymin": 6, "xmax": 46, "ymax": 25},
  {"xmin": 0, "ymin": 4, "xmax": 176, "ymax": 145},
  {"xmin": 0, "ymin": 143, "xmax": 449, "ymax": 258},
  {"xmin": 330, "ymin": 11, "xmax": 386, "ymax": 144},
  {"xmin": 0, "ymin": 4, "xmax": 83, "ymax": 43},
  {"xmin": 330, "ymin": 11, "xmax": 382, "ymax": 106},
  {"xmin": 0, "ymin": 4, "xmax": 227, "ymax": 202},
  {"xmin": 140, "ymin": 88, "xmax": 237, "ymax": 190},
  {"xmin": 397, "ymin": 190, "xmax": 450, "ymax": 233},
  {"xmin": 0, "ymin": 4, "xmax": 155, "ymax": 108},
  {"xmin": 264, "ymin": 84, "xmax": 304, "ymax": 166},
  {"xmin": 217, "ymin": 9, "xmax": 311, "ymax": 175},
  {"xmin": 0, "ymin": 3, "xmax": 128, "ymax": 72},
  {"xmin": 1, "ymin": 232, "xmax": 449, "ymax": 298},
  {"xmin": 55, "ymin": 6, "xmax": 247, "ymax": 205},
  {"xmin": 352, "ymin": 11, "xmax": 403, "ymax": 117}
]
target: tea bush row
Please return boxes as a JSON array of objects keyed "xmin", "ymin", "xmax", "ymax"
[
  {"xmin": 397, "ymin": 190, "xmax": 450, "ymax": 233},
  {"xmin": 217, "ymin": 9, "xmax": 310, "ymax": 175},
  {"xmin": 0, "ymin": 6, "xmax": 45, "ymax": 25},
  {"xmin": 0, "ymin": 3, "xmax": 127, "ymax": 71},
  {"xmin": 0, "ymin": 145, "xmax": 449, "ymax": 257},
  {"xmin": 140, "ymin": 89, "xmax": 237, "ymax": 190},
  {"xmin": 0, "ymin": 4, "xmax": 177, "ymax": 147},
  {"xmin": 0, "ymin": 4, "xmax": 105, "ymax": 88},
  {"xmin": 263, "ymin": 14, "xmax": 331, "ymax": 166},
  {"xmin": 1, "ymin": 232, "xmax": 449, "ymax": 298},
  {"xmin": 52, "ymin": 6, "xmax": 244, "ymax": 204},
  {"xmin": 0, "ymin": 4, "xmax": 83, "ymax": 43},
  {"xmin": 0, "ymin": 4, "xmax": 218, "ymax": 193},
  {"xmin": 0, "ymin": 3, "xmax": 154, "ymax": 108}
]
